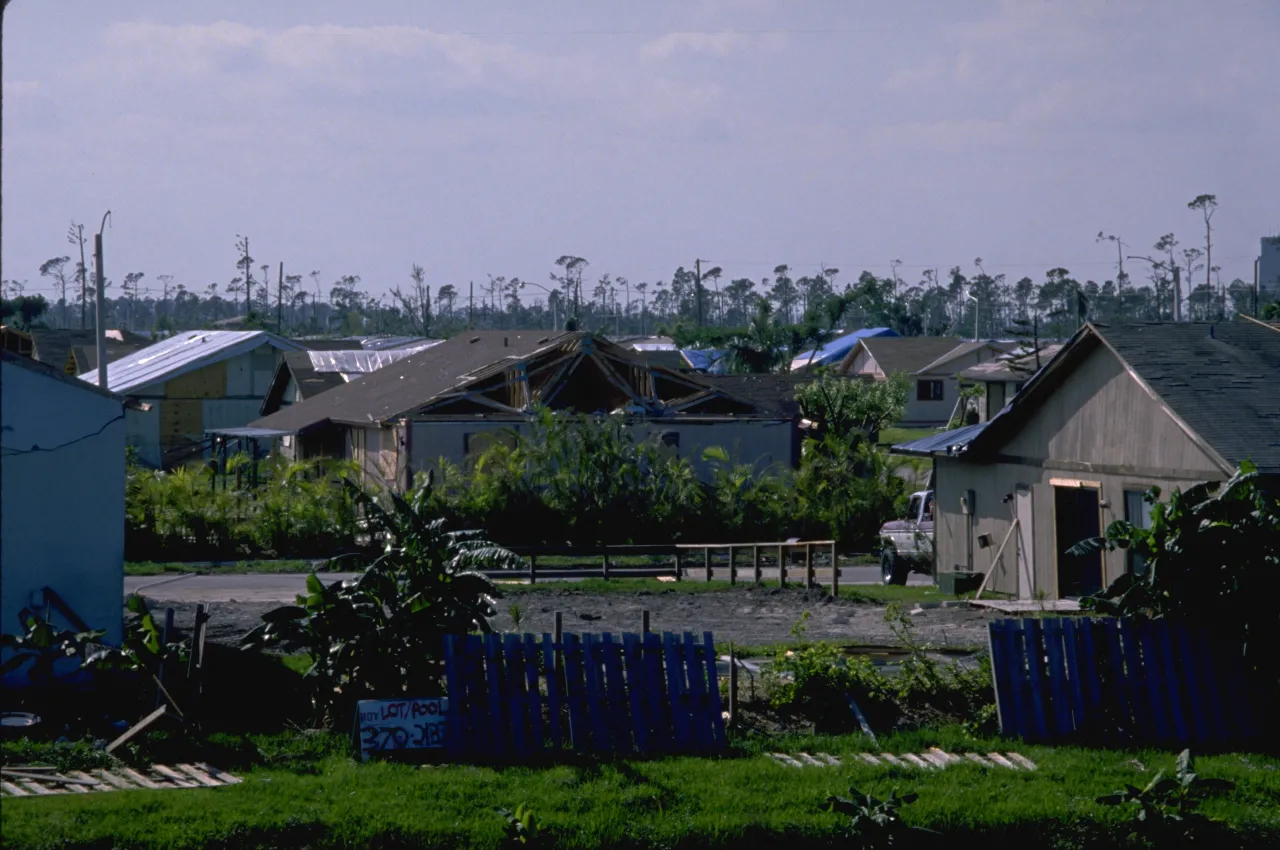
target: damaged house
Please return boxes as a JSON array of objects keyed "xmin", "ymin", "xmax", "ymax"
[
  {"xmin": 248, "ymin": 330, "xmax": 797, "ymax": 488},
  {"xmin": 893, "ymin": 321, "xmax": 1280, "ymax": 601}
]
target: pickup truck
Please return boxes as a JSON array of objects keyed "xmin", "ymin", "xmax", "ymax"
[{"xmin": 879, "ymin": 489, "xmax": 935, "ymax": 585}]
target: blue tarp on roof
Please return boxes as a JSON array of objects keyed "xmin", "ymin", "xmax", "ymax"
[
  {"xmin": 679, "ymin": 349, "xmax": 729, "ymax": 374},
  {"xmin": 790, "ymin": 327, "xmax": 899, "ymax": 370},
  {"xmin": 890, "ymin": 422, "xmax": 988, "ymax": 457}
]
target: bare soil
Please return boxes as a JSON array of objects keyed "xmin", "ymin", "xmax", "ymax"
[{"xmin": 141, "ymin": 585, "xmax": 1000, "ymax": 653}]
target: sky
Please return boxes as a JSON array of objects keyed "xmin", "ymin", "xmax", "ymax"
[{"xmin": 3, "ymin": 0, "xmax": 1278, "ymax": 308}]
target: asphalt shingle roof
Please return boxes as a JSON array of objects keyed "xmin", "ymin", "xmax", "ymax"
[
  {"xmin": 838, "ymin": 336, "xmax": 965, "ymax": 377},
  {"xmin": 1096, "ymin": 322, "xmax": 1280, "ymax": 473}
]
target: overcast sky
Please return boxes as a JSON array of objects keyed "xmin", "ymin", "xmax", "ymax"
[{"xmin": 3, "ymin": 0, "xmax": 1278, "ymax": 307}]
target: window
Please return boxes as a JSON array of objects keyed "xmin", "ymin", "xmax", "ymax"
[
  {"xmin": 921, "ymin": 492, "xmax": 934, "ymax": 522},
  {"xmin": 916, "ymin": 379, "xmax": 944, "ymax": 401},
  {"xmin": 658, "ymin": 431, "xmax": 680, "ymax": 448},
  {"xmin": 1124, "ymin": 489, "xmax": 1154, "ymax": 576}
]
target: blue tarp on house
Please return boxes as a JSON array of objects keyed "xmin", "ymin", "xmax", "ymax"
[
  {"xmin": 679, "ymin": 349, "xmax": 729, "ymax": 374},
  {"xmin": 790, "ymin": 327, "xmax": 899, "ymax": 371}
]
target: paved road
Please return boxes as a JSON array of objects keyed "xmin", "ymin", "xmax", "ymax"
[{"xmin": 124, "ymin": 566, "xmax": 930, "ymax": 603}]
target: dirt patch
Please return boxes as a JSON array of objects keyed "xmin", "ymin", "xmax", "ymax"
[{"xmin": 136, "ymin": 586, "xmax": 999, "ymax": 652}]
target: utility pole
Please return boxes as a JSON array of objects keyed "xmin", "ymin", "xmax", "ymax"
[
  {"xmin": 94, "ymin": 212, "xmax": 112, "ymax": 391},
  {"xmin": 242, "ymin": 237, "xmax": 251, "ymax": 321},
  {"xmin": 277, "ymin": 262, "xmax": 284, "ymax": 333},
  {"xmin": 695, "ymin": 258, "xmax": 703, "ymax": 328},
  {"xmin": 468, "ymin": 281, "xmax": 474, "ymax": 330}
]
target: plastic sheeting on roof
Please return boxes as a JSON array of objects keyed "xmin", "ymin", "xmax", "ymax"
[
  {"xmin": 890, "ymin": 422, "xmax": 988, "ymax": 457},
  {"xmin": 790, "ymin": 327, "xmax": 899, "ymax": 371},
  {"xmin": 79, "ymin": 330, "xmax": 302, "ymax": 394},
  {"xmin": 305, "ymin": 342, "xmax": 440, "ymax": 374},
  {"xmin": 680, "ymin": 349, "xmax": 728, "ymax": 374}
]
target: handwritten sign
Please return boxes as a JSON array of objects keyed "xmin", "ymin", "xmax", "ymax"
[{"xmin": 353, "ymin": 697, "xmax": 449, "ymax": 762}]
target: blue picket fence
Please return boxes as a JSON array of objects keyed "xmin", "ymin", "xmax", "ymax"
[
  {"xmin": 442, "ymin": 631, "xmax": 727, "ymax": 760},
  {"xmin": 988, "ymin": 617, "xmax": 1260, "ymax": 747}
]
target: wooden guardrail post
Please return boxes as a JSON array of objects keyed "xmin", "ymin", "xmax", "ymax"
[
  {"xmin": 778, "ymin": 545, "xmax": 786, "ymax": 588},
  {"xmin": 829, "ymin": 542, "xmax": 839, "ymax": 597},
  {"xmin": 728, "ymin": 545, "xmax": 736, "ymax": 585},
  {"xmin": 602, "ymin": 547, "xmax": 610, "ymax": 581},
  {"xmin": 805, "ymin": 543, "xmax": 814, "ymax": 588},
  {"xmin": 674, "ymin": 549, "xmax": 683, "ymax": 581},
  {"xmin": 529, "ymin": 553, "xmax": 537, "ymax": 585},
  {"xmin": 705, "ymin": 546, "xmax": 713, "ymax": 583},
  {"xmin": 752, "ymin": 545, "xmax": 761, "ymax": 584}
]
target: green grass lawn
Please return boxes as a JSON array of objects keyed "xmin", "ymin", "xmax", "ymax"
[
  {"xmin": 125, "ymin": 559, "xmax": 330, "ymax": 576},
  {"xmin": 880, "ymin": 426, "xmax": 938, "ymax": 447},
  {"xmin": 4, "ymin": 726, "xmax": 1277, "ymax": 849},
  {"xmin": 495, "ymin": 578, "xmax": 949, "ymax": 604}
]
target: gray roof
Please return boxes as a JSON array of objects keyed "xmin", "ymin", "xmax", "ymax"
[
  {"xmin": 915, "ymin": 340, "xmax": 1014, "ymax": 375},
  {"xmin": 891, "ymin": 422, "xmax": 988, "ymax": 457},
  {"xmin": 79, "ymin": 330, "xmax": 303, "ymax": 394},
  {"xmin": 28, "ymin": 328, "xmax": 149, "ymax": 373},
  {"xmin": 252, "ymin": 330, "xmax": 569, "ymax": 431},
  {"xmin": 698, "ymin": 373, "xmax": 813, "ymax": 418},
  {"xmin": 967, "ymin": 322, "xmax": 1280, "ymax": 473},
  {"xmin": 838, "ymin": 336, "xmax": 965, "ymax": 377}
]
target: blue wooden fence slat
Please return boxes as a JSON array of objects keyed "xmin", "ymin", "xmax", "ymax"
[
  {"xmin": 1137, "ymin": 619, "xmax": 1171, "ymax": 743},
  {"xmin": 1075, "ymin": 619, "xmax": 1104, "ymax": 737},
  {"xmin": 581, "ymin": 634, "xmax": 612, "ymax": 753},
  {"xmin": 1173, "ymin": 624, "xmax": 1210, "ymax": 746},
  {"xmin": 1099, "ymin": 620, "xmax": 1130, "ymax": 743},
  {"xmin": 484, "ymin": 634, "xmax": 508, "ymax": 757},
  {"xmin": 1154, "ymin": 620, "xmax": 1188, "ymax": 744},
  {"xmin": 601, "ymin": 634, "xmax": 631, "ymax": 753},
  {"xmin": 682, "ymin": 631, "xmax": 712, "ymax": 752},
  {"xmin": 1003, "ymin": 619, "xmax": 1030, "ymax": 739},
  {"xmin": 1214, "ymin": 637, "xmax": 1253, "ymax": 740},
  {"xmin": 1059, "ymin": 619, "xmax": 1087, "ymax": 736},
  {"xmin": 622, "ymin": 633, "xmax": 650, "ymax": 755},
  {"xmin": 561, "ymin": 633, "xmax": 589, "ymax": 751},
  {"xmin": 1020, "ymin": 620, "xmax": 1049, "ymax": 740},
  {"xmin": 504, "ymin": 634, "xmax": 529, "ymax": 758},
  {"xmin": 643, "ymin": 631, "xmax": 671, "ymax": 754},
  {"xmin": 465, "ymin": 635, "xmax": 489, "ymax": 757},
  {"xmin": 443, "ymin": 635, "xmax": 464, "ymax": 757},
  {"xmin": 988, "ymin": 621, "xmax": 1017, "ymax": 738},
  {"xmin": 663, "ymin": 632, "xmax": 693, "ymax": 751},
  {"xmin": 523, "ymin": 633, "xmax": 545, "ymax": 753},
  {"xmin": 1042, "ymin": 619, "xmax": 1073, "ymax": 737},
  {"xmin": 1118, "ymin": 620, "xmax": 1152, "ymax": 744},
  {"xmin": 703, "ymin": 631, "xmax": 728, "ymax": 748},
  {"xmin": 1194, "ymin": 629, "xmax": 1227, "ymax": 746},
  {"xmin": 542, "ymin": 633, "xmax": 563, "ymax": 750}
]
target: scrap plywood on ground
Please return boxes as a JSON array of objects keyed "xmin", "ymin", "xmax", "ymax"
[
  {"xmin": 0, "ymin": 763, "xmax": 240, "ymax": 796},
  {"xmin": 766, "ymin": 749, "xmax": 1036, "ymax": 770}
]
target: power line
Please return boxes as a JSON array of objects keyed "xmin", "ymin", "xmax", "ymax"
[{"xmin": 0, "ymin": 414, "xmax": 125, "ymax": 457}]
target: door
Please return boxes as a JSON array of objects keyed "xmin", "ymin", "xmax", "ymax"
[
  {"xmin": 1014, "ymin": 486, "xmax": 1035, "ymax": 600},
  {"xmin": 1054, "ymin": 484, "xmax": 1103, "ymax": 598}
]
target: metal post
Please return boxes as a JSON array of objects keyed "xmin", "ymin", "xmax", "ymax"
[
  {"xmin": 830, "ymin": 542, "xmax": 839, "ymax": 597},
  {"xmin": 728, "ymin": 642, "xmax": 738, "ymax": 729},
  {"xmin": 674, "ymin": 549, "xmax": 682, "ymax": 581},
  {"xmin": 752, "ymin": 545, "xmax": 761, "ymax": 584},
  {"xmin": 778, "ymin": 545, "xmax": 786, "ymax": 588},
  {"xmin": 554, "ymin": 612, "xmax": 563, "ymax": 644},
  {"xmin": 704, "ymin": 546, "xmax": 712, "ymax": 583},
  {"xmin": 805, "ymin": 543, "xmax": 814, "ymax": 588},
  {"xmin": 728, "ymin": 545, "xmax": 736, "ymax": 586},
  {"xmin": 602, "ymin": 547, "xmax": 610, "ymax": 581}
]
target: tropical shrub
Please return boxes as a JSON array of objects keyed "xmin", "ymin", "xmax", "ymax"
[
  {"xmin": 241, "ymin": 473, "xmax": 523, "ymax": 726},
  {"xmin": 1096, "ymin": 749, "xmax": 1236, "ymax": 847}
]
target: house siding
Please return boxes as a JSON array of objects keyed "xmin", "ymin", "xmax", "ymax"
[
  {"xmin": 1, "ymin": 359, "xmax": 125, "ymax": 680},
  {"xmin": 903, "ymin": 347, "xmax": 1005, "ymax": 426},
  {"xmin": 934, "ymin": 344, "xmax": 1227, "ymax": 599}
]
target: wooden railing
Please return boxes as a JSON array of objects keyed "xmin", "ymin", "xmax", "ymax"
[{"xmin": 494, "ymin": 540, "xmax": 844, "ymax": 594}]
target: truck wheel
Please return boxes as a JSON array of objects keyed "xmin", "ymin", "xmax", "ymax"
[{"xmin": 881, "ymin": 551, "xmax": 908, "ymax": 586}]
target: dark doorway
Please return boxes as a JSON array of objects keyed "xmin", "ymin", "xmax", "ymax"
[{"xmin": 1054, "ymin": 485, "xmax": 1103, "ymax": 598}]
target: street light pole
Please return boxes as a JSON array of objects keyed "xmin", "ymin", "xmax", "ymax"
[{"xmin": 95, "ymin": 211, "xmax": 112, "ymax": 391}]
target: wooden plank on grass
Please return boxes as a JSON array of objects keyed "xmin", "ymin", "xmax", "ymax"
[
  {"xmin": 643, "ymin": 631, "xmax": 671, "ymax": 754},
  {"xmin": 770, "ymin": 753, "xmax": 804, "ymax": 768},
  {"xmin": 151, "ymin": 765, "xmax": 199, "ymax": 788},
  {"xmin": 857, "ymin": 753, "xmax": 880, "ymax": 766},
  {"xmin": 1020, "ymin": 619, "xmax": 1049, "ymax": 741},
  {"xmin": 116, "ymin": 767, "xmax": 164, "ymax": 789},
  {"xmin": 702, "ymin": 631, "xmax": 728, "ymax": 749},
  {"xmin": 15, "ymin": 780, "xmax": 56, "ymax": 795},
  {"xmin": 581, "ymin": 634, "xmax": 613, "ymax": 753},
  {"xmin": 173, "ymin": 764, "xmax": 221, "ymax": 787},
  {"xmin": 194, "ymin": 763, "xmax": 242, "ymax": 785},
  {"xmin": 1006, "ymin": 753, "xmax": 1037, "ymax": 771},
  {"xmin": 1044, "ymin": 617, "xmax": 1075, "ymax": 737},
  {"xmin": 796, "ymin": 752, "xmax": 825, "ymax": 767},
  {"xmin": 986, "ymin": 753, "xmax": 1018, "ymax": 769},
  {"xmin": 878, "ymin": 753, "xmax": 907, "ymax": 768},
  {"xmin": 66, "ymin": 770, "xmax": 114, "ymax": 791},
  {"xmin": 919, "ymin": 752, "xmax": 950, "ymax": 769},
  {"xmin": 663, "ymin": 632, "xmax": 693, "ymax": 751},
  {"xmin": 523, "ymin": 633, "xmax": 545, "ymax": 753},
  {"xmin": 682, "ymin": 631, "xmax": 712, "ymax": 752},
  {"xmin": 106, "ymin": 705, "xmax": 168, "ymax": 754},
  {"xmin": 601, "ymin": 634, "xmax": 631, "ymax": 753},
  {"xmin": 1, "ymin": 781, "xmax": 31, "ymax": 796},
  {"xmin": 900, "ymin": 754, "xmax": 933, "ymax": 770},
  {"xmin": 543, "ymin": 634, "xmax": 563, "ymax": 750},
  {"xmin": 818, "ymin": 753, "xmax": 842, "ymax": 765},
  {"xmin": 963, "ymin": 753, "xmax": 993, "ymax": 768},
  {"xmin": 622, "ymin": 633, "xmax": 650, "ymax": 756},
  {"xmin": 92, "ymin": 770, "xmax": 141, "ymax": 790},
  {"xmin": 561, "ymin": 633, "xmax": 590, "ymax": 751}
]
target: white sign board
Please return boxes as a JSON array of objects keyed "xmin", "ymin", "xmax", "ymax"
[{"xmin": 354, "ymin": 697, "xmax": 449, "ymax": 762}]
